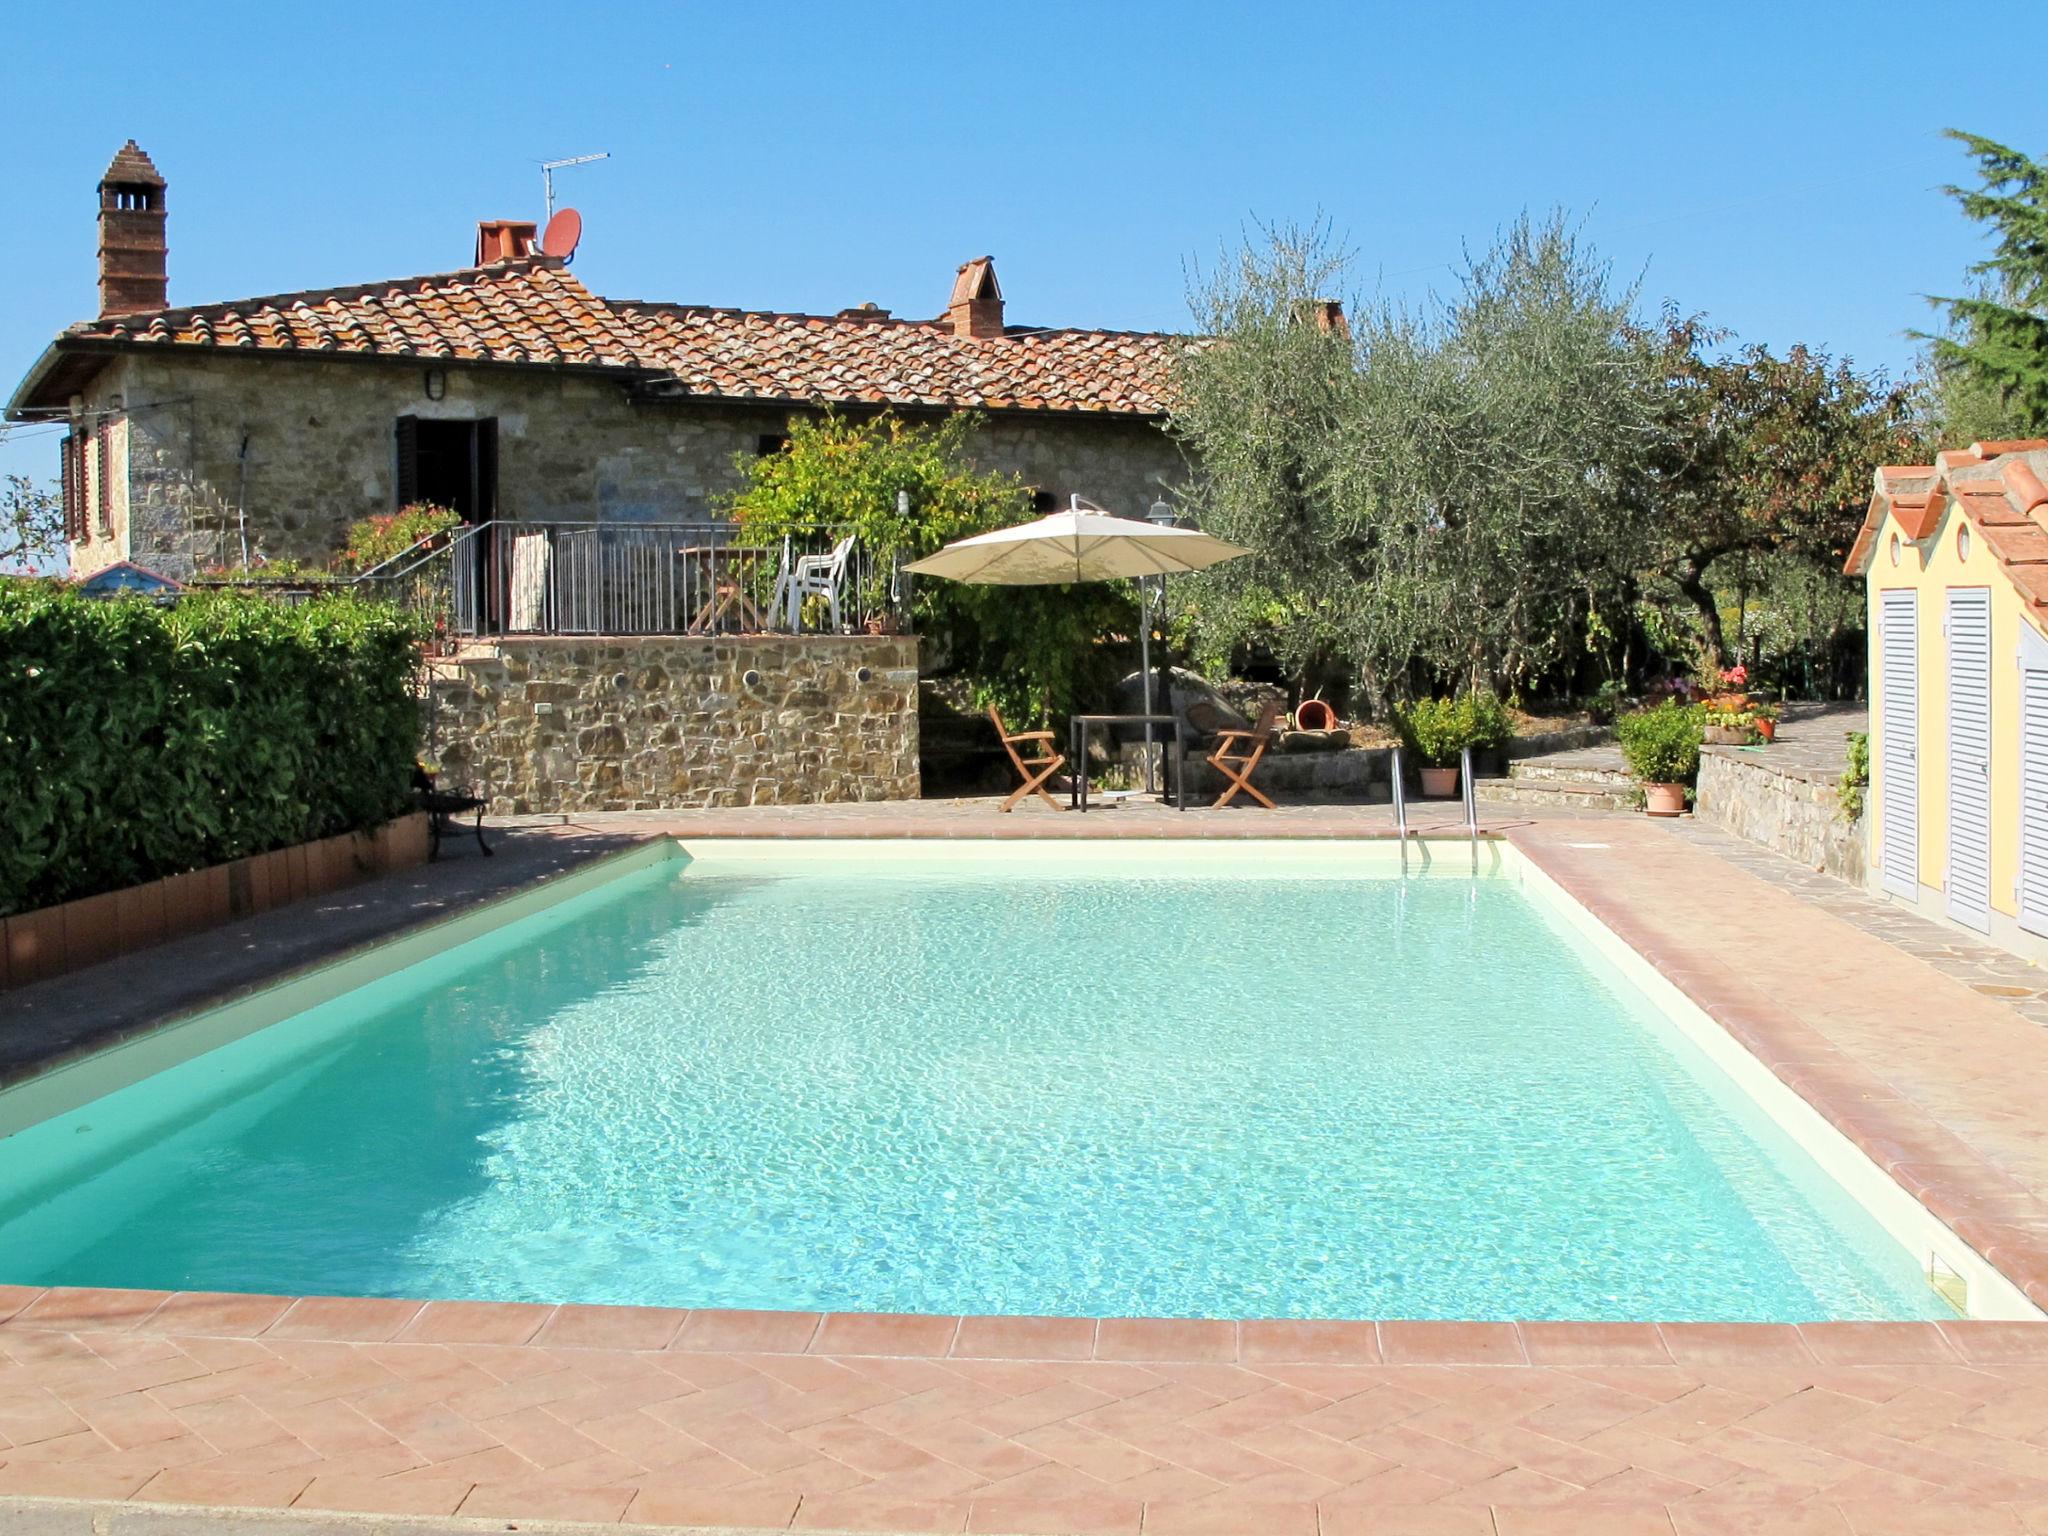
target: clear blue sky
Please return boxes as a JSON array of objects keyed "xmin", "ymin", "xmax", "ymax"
[{"xmin": 5, "ymin": 0, "xmax": 2044, "ymax": 496}]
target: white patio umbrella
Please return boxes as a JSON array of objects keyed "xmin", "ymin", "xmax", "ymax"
[
  {"xmin": 904, "ymin": 497, "xmax": 1248, "ymax": 585},
  {"xmin": 905, "ymin": 496, "xmax": 1249, "ymax": 792}
]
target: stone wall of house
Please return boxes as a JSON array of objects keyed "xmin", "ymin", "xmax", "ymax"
[
  {"xmin": 427, "ymin": 635, "xmax": 919, "ymax": 813},
  {"xmin": 89, "ymin": 352, "xmax": 1185, "ymax": 577},
  {"xmin": 1695, "ymin": 746, "xmax": 1866, "ymax": 886}
]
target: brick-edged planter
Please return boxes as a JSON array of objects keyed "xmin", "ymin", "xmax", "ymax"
[{"xmin": 0, "ymin": 813, "xmax": 431, "ymax": 992}]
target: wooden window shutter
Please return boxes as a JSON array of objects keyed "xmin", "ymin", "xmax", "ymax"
[
  {"xmin": 96, "ymin": 422, "xmax": 113, "ymax": 536},
  {"xmin": 60, "ymin": 433, "xmax": 80, "ymax": 541},
  {"xmin": 395, "ymin": 415, "xmax": 419, "ymax": 506},
  {"xmin": 473, "ymin": 418, "xmax": 498, "ymax": 521}
]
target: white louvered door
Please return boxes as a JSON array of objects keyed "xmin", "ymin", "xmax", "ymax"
[
  {"xmin": 2022, "ymin": 624, "xmax": 2048, "ymax": 939},
  {"xmin": 1946, "ymin": 588, "xmax": 1992, "ymax": 932},
  {"xmin": 1880, "ymin": 589, "xmax": 1919, "ymax": 899}
]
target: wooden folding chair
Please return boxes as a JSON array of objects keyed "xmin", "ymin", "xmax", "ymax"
[
  {"xmin": 989, "ymin": 707, "xmax": 1066, "ymax": 812},
  {"xmin": 1206, "ymin": 698, "xmax": 1283, "ymax": 809}
]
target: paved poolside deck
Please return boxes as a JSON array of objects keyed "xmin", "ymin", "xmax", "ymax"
[{"xmin": 2, "ymin": 803, "xmax": 2047, "ymax": 1534}]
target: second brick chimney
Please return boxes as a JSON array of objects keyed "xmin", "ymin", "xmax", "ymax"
[
  {"xmin": 945, "ymin": 257, "xmax": 1004, "ymax": 339},
  {"xmin": 475, "ymin": 219, "xmax": 538, "ymax": 266},
  {"xmin": 97, "ymin": 140, "xmax": 168, "ymax": 318}
]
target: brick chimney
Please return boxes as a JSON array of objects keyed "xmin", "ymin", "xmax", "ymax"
[
  {"xmin": 97, "ymin": 141, "xmax": 168, "ymax": 318},
  {"xmin": 945, "ymin": 256, "xmax": 1004, "ymax": 339},
  {"xmin": 474, "ymin": 219, "xmax": 538, "ymax": 265},
  {"xmin": 1294, "ymin": 298, "xmax": 1349, "ymax": 339}
]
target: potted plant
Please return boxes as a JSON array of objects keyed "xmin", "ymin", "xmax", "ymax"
[
  {"xmin": 1393, "ymin": 690, "xmax": 1512, "ymax": 797},
  {"xmin": 1750, "ymin": 699, "xmax": 1780, "ymax": 742},
  {"xmin": 1615, "ymin": 700, "xmax": 1704, "ymax": 817},
  {"xmin": 1702, "ymin": 704, "xmax": 1757, "ymax": 746}
]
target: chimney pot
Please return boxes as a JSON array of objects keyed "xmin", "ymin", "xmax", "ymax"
[
  {"xmin": 945, "ymin": 256, "xmax": 1004, "ymax": 339},
  {"xmin": 474, "ymin": 219, "xmax": 539, "ymax": 266},
  {"xmin": 97, "ymin": 140, "xmax": 168, "ymax": 318}
]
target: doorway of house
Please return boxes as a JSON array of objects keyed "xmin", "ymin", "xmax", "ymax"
[{"xmin": 396, "ymin": 417, "xmax": 497, "ymax": 519}]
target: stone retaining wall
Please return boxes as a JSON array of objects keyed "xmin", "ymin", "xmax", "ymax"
[
  {"xmin": 1695, "ymin": 746, "xmax": 1865, "ymax": 886},
  {"xmin": 430, "ymin": 635, "xmax": 919, "ymax": 814}
]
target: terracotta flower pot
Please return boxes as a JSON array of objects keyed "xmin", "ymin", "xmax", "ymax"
[
  {"xmin": 1755, "ymin": 717, "xmax": 1776, "ymax": 742},
  {"xmin": 1419, "ymin": 766, "xmax": 1460, "ymax": 798},
  {"xmin": 1294, "ymin": 699, "xmax": 1337, "ymax": 731},
  {"xmin": 1644, "ymin": 781, "xmax": 1686, "ymax": 818}
]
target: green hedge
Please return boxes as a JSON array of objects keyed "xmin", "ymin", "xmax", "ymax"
[{"xmin": 0, "ymin": 584, "xmax": 425, "ymax": 916}]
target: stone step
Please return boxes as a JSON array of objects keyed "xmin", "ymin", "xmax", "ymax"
[
  {"xmin": 1507, "ymin": 757, "xmax": 1633, "ymax": 789},
  {"xmin": 1474, "ymin": 777, "xmax": 1637, "ymax": 811}
]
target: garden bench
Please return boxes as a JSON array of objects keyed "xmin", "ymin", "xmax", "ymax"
[{"xmin": 413, "ymin": 767, "xmax": 492, "ymax": 860}]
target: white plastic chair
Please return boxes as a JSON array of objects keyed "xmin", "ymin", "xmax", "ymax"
[{"xmin": 777, "ymin": 533, "xmax": 856, "ymax": 632}]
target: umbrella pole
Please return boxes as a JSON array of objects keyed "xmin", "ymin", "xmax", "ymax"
[{"xmin": 1139, "ymin": 576, "xmax": 1160, "ymax": 795}]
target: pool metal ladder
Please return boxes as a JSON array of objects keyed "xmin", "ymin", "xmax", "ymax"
[{"xmin": 1390, "ymin": 746, "xmax": 1482, "ymax": 871}]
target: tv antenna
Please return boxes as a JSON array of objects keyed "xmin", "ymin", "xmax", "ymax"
[{"xmin": 540, "ymin": 152, "xmax": 608, "ymax": 220}]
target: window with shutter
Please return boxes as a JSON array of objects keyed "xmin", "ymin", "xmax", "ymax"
[
  {"xmin": 96, "ymin": 422, "xmax": 113, "ymax": 537},
  {"xmin": 395, "ymin": 415, "xmax": 420, "ymax": 506},
  {"xmin": 60, "ymin": 433, "xmax": 80, "ymax": 542}
]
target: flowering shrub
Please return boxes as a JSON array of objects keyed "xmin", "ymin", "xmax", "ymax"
[{"xmin": 343, "ymin": 504, "xmax": 462, "ymax": 573}]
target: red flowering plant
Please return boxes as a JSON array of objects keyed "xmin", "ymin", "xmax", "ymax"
[{"xmin": 343, "ymin": 503, "xmax": 462, "ymax": 574}]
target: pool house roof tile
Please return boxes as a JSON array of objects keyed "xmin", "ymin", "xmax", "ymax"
[{"xmin": 1848, "ymin": 439, "xmax": 2048, "ymax": 625}]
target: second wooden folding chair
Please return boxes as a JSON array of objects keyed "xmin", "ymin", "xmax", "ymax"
[{"xmin": 989, "ymin": 707, "xmax": 1066, "ymax": 812}]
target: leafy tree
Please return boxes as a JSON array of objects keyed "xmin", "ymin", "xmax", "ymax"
[
  {"xmin": 1926, "ymin": 131, "xmax": 2048, "ymax": 437},
  {"xmin": 724, "ymin": 410, "xmax": 1134, "ymax": 723},
  {"xmin": 2, "ymin": 475, "xmax": 63, "ymax": 574},
  {"xmin": 1171, "ymin": 214, "xmax": 1661, "ymax": 707},
  {"xmin": 1642, "ymin": 315, "xmax": 1916, "ymax": 665}
]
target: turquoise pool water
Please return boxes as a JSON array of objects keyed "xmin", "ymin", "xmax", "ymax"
[{"xmin": 0, "ymin": 847, "xmax": 1943, "ymax": 1321}]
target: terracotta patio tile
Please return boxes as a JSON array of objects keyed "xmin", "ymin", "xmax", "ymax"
[
  {"xmin": 1938, "ymin": 1323, "xmax": 2048, "ymax": 1364},
  {"xmin": 792, "ymin": 1493, "xmax": 972, "ymax": 1531},
  {"xmin": 1832, "ymin": 1503, "xmax": 2024, "ymax": 1534},
  {"xmin": 1668, "ymin": 1507, "xmax": 1850, "ymax": 1536},
  {"xmin": 394, "ymin": 1300, "xmax": 554, "ymax": 1345},
  {"xmin": 146, "ymin": 1292, "xmax": 296, "ymax": 1338},
  {"xmin": 966, "ymin": 1493, "xmax": 1145, "ymax": 1534},
  {"xmin": 533, "ymin": 1302, "xmax": 687, "ymax": 1351},
  {"xmin": 1139, "ymin": 1497, "xmax": 1317, "ymax": 1534},
  {"xmin": 1095, "ymin": 1319, "xmax": 1239, "ymax": 1364},
  {"xmin": 459, "ymin": 1480, "xmax": 637, "ymax": 1522},
  {"xmin": 953, "ymin": 1315, "xmax": 1098, "ymax": 1361},
  {"xmin": 0, "ymin": 1286, "xmax": 47, "ymax": 1325},
  {"xmin": 1316, "ymin": 1505, "xmax": 1496, "ymax": 1536},
  {"xmin": 1239, "ymin": 1319, "xmax": 1381, "ymax": 1365},
  {"xmin": 1520, "ymin": 1323, "xmax": 1672, "ymax": 1367},
  {"xmin": 814, "ymin": 1312, "xmax": 963, "ymax": 1357},
  {"xmin": 264, "ymin": 1296, "xmax": 424, "ymax": 1342},
  {"xmin": 1656, "ymin": 1324, "xmax": 1815, "ymax": 1365},
  {"xmin": 673, "ymin": 1309, "xmax": 824, "ymax": 1354},
  {"xmin": 1378, "ymin": 1321, "xmax": 1524, "ymax": 1365},
  {"xmin": 13, "ymin": 1288, "xmax": 170, "ymax": 1332},
  {"xmin": 628, "ymin": 1485, "xmax": 802, "ymax": 1528},
  {"xmin": 293, "ymin": 1474, "xmax": 476, "ymax": 1515},
  {"xmin": 1492, "ymin": 1509, "xmax": 1676, "ymax": 1535},
  {"xmin": 1797, "ymin": 1323, "xmax": 1960, "ymax": 1366},
  {"xmin": 0, "ymin": 1460, "xmax": 155, "ymax": 1500},
  {"xmin": 133, "ymin": 1465, "xmax": 316, "ymax": 1509}
]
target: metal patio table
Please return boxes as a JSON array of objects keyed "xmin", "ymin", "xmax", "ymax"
[{"xmin": 1068, "ymin": 713, "xmax": 1189, "ymax": 812}]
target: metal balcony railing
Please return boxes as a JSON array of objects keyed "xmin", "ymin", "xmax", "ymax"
[{"xmin": 357, "ymin": 519, "xmax": 909, "ymax": 641}]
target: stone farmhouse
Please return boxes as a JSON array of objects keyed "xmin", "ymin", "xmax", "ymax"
[{"xmin": 7, "ymin": 143, "xmax": 1187, "ymax": 579}]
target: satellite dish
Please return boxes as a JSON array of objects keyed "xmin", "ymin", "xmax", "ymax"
[{"xmin": 541, "ymin": 207, "xmax": 583, "ymax": 262}]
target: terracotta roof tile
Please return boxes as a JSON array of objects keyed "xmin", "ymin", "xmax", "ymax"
[
  {"xmin": 52, "ymin": 259, "xmax": 1182, "ymax": 418},
  {"xmin": 1863, "ymin": 445, "xmax": 2048, "ymax": 627}
]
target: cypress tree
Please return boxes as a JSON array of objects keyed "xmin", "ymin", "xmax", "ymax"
[{"xmin": 1929, "ymin": 131, "xmax": 2048, "ymax": 436}]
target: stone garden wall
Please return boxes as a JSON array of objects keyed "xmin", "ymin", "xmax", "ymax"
[
  {"xmin": 1695, "ymin": 746, "xmax": 1866, "ymax": 887},
  {"xmin": 429, "ymin": 635, "xmax": 919, "ymax": 813}
]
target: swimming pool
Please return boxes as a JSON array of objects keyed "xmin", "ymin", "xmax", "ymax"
[{"xmin": 0, "ymin": 841, "xmax": 1977, "ymax": 1321}]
